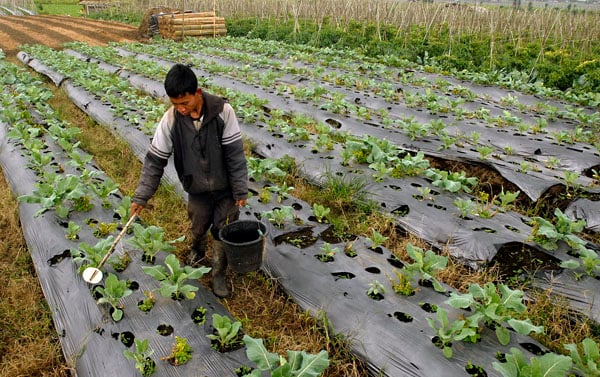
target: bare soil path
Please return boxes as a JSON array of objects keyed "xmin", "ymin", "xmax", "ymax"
[{"xmin": 0, "ymin": 15, "xmax": 140, "ymax": 57}]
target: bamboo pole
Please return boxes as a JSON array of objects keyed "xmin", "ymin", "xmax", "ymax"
[
  {"xmin": 170, "ymin": 17, "xmax": 225, "ymax": 24},
  {"xmin": 173, "ymin": 28, "xmax": 226, "ymax": 37}
]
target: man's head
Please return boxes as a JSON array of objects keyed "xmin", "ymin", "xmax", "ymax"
[
  {"xmin": 165, "ymin": 64, "xmax": 202, "ymax": 117},
  {"xmin": 164, "ymin": 63, "xmax": 198, "ymax": 98}
]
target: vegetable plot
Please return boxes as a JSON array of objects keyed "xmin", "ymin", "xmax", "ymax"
[
  {"xmin": 0, "ymin": 57, "xmax": 255, "ymax": 376},
  {"xmin": 8, "ymin": 34, "xmax": 600, "ymax": 377}
]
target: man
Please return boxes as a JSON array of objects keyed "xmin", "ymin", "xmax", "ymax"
[{"xmin": 130, "ymin": 63, "xmax": 248, "ymax": 298}]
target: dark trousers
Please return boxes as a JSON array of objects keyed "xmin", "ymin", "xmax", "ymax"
[{"xmin": 187, "ymin": 189, "xmax": 240, "ymax": 248}]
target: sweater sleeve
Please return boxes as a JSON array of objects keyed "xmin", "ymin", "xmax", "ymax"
[
  {"xmin": 220, "ymin": 104, "xmax": 248, "ymax": 200},
  {"xmin": 132, "ymin": 109, "xmax": 174, "ymax": 206}
]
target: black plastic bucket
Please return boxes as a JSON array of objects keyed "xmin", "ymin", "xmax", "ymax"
[{"xmin": 219, "ymin": 220, "xmax": 267, "ymax": 273}]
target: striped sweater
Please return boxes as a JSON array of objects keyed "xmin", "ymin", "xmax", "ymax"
[{"xmin": 133, "ymin": 91, "xmax": 248, "ymax": 206}]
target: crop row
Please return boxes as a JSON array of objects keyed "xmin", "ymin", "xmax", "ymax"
[
  {"xmin": 9, "ymin": 37, "xmax": 600, "ymax": 376},
  {"xmin": 18, "ymin": 40, "xmax": 600, "ymax": 320}
]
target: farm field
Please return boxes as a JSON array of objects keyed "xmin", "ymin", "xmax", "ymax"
[{"xmin": 1, "ymin": 12, "xmax": 600, "ymax": 377}]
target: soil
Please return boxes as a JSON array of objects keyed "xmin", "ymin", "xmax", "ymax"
[{"xmin": 0, "ymin": 15, "xmax": 142, "ymax": 58}]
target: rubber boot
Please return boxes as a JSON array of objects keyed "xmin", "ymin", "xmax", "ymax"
[
  {"xmin": 211, "ymin": 241, "xmax": 230, "ymax": 298},
  {"xmin": 187, "ymin": 233, "xmax": 208, "ymax": 267}
]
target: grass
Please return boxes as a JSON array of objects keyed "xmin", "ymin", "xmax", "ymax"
[
  {"xmin": 0, "ymin": 172, "xmax": 70, "ymax": 377},
  {"xmin": 34, "ymin": 3, "xmax": 81, "ymax": 16}
]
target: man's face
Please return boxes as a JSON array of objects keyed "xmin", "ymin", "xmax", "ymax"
[{"xmin": 170, "ymin": 91, "xmax": 200, "ymax": 116}]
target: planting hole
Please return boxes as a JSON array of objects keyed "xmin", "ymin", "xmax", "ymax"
[
  {"xmin": 157, "ymin": 324, "xmax": 174, "ymax": 336},
  {"xmin": 315, "ymin": 254, "xmax": 334, "ymax": 263},
  {"xmin": 465, "ymin": 362, "xmax": 487, "ymax": 376},
  {"xmin": 369, "ymin": 246, "xmax": 384, "ymax": 254},
  {"xmin": 387, "ymin": 255, "xmax": 404, "ymax": 268},
  {"xmin": 431, "ymin": 336, "xmax": 449, "ymax": 350},
  {"xmin": 365, "ymin": 267, "xmax": 381, "ymax": 274},
  {"xmin": 504, "ymin": 225, "xmax": 520, "ymax": 233},
  {"xmin": 325, "ymin": 118, "xmax": 342, "ymax": 128},
  {"xmin": 47, "ymin": 250, "xmax": 71, "ymax": 265},
  {"xmin": 191, "ymin": 307, "xmax": 207, "ymax": 325},
  {"xmin": 120, "ymin": 331, "xmax": 135, "ymax": 347},
  {"xmin": 519, "ymin": 342, "xmax": 547, "ymax": 356},
  {"xmin": 126, "ymin": 280, "xmax": 139, "ymax": 290},
  {"xmin": 473, "ymin": 227, "xmax": 496, "ymax": 234},
  {"xmin": 392, "ymin": 205, "xmax": 409, "ymax": 216},
  {"xmin": 393, "ymin": 311, "xmax": 413, "ymax": 323},
  {"xmin": 389, "ymin": 184, "xmax": 402, "ymax": 191},
  {"xmin": 419, "ymin": 302, "xmax": 438, "ymax": 313},
  {"xmin": 331, "ymin": 272, "xmax": 355, "ymax": 281}
]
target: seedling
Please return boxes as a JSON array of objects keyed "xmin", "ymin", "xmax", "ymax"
[
  {"xmin": 494, "ymin": 189, "xmax": 520, "ymax": 212},
  {"xmin": 261, "ymin": 206, "xmax": 295, "ymax": 228},
  {"xmin": 114, "ymin": 196, "xmax": 133, "ymax": 225},
  {"xmin": 142, "ymin": 254, "xmax": 210, "ymax": 300},
  {"xmin": 268, "ymin": 181, "xmax": 294, "ymax": 203},
  {"xmin": 247, "ymin": 157, "xmax": 286, "ymax": 181},
  {"xmin": 316, "ymin": 242, "xmax": 339, "ymax": 262},
  {"xmin": 476, "ymin": 145, "xmax": 494, "ymax": 160},
  {"xmin": 94, "ymin": 273, "xmax": 133, "ymax": 321},
  {"xmin": 453, "ymin": 198, "xmax": 474, "ymax": 219},
  {"xmin": 18, "ymin": 173, "xmax": 87, "ymax": 218},
  {"xmin": 111, "ymin": 251, "xmax": 132, "ymax": 272},
  {"xmin": 137, "ymin": 290, "xmax": 155, "ymax": 313},
  {"xmin": 565, "ymin": 338, "xmax": 600, "ymax": 376},
  {"xmin": 365, "ymin": 228, "xmax": 388, "ymax": 250},
  {"xmin": 207, "ymin": 313, "xmax": 243, "ymax": 352},
  {"xmin": 258, "ymin": 186, "xmax": 273, "ymax": 203},
  {"xmin": 312, "ymin": 203, "xmax": 331, "ymax": 223},
  {"xmin": 123, "ymin": 339, "xmax": 156, "ymax": 377},
  {"xmin": 492, "ymin": 347, "xmax": 572, "ymax": 377},
  {"xmin": 427, "ymin": 308, "xmax": 479, "ymax": 358},
  {"xmin": 91, "ymin": 177, "xmax": 120, "ymax": 208},
  {"xmin": 367, "ymin": 280, "xmax": 385, "ymax": 300},
  {"xmin": 65, "ymin": 221, "xmax": 81, "ymax": 241},
  {"xmin": 560, "ymin": 247, "xmax": 600, "ymax": 279},
  {"xmin": 162, "ymin": 336, "xmax": 193, "ymax": 366},
  {"xmin": 446, "ymin": 282, "xmax": 544, "ymax": 346},
  {"xmin": 391, "ymin": 271, "xmax": 415, "ymax": 296},
  {"xmin": 402, "ymin": 244, "xmax": 447, "ymax": 293},
  {"xmin": 425, "ymin": 169, "xmax": 478, "ymax": 193},
  {"xmin": 241, "ymin": 335, "xmax": 329, "ymax": 377},
  {"xmin": 92, "ymin": 222, "xmax": 117, "ymax": 238},
  {"xmin": 71, "ymin": 237, "xmax": 115, "ymax": 274},
  {"xmin": 127, "ymin": 223, "xmax": 185, "ymax": 263}
]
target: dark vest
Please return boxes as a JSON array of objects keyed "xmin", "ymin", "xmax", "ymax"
[{"xmin": 171, "ymin": 92, "xmax": 228, "ymax": 194}]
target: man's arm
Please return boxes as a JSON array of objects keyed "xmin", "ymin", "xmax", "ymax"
[
  {"xmin": 131, "ymin": 109, "xmax": 174, "ymax": 214},
  {"xmin": 220, "ymin": 103, "xmax": 248, "ymax": 204}
]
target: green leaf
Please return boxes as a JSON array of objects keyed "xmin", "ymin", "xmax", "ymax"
[
  {"xmin": 142, "ymin": 265, "xmax": 168, "ymax": 281},
  {"xmin": 495, "ymin": 326, "xmax": 511, "ymax": 346},
  {"xmin": 112, "ymin": 308, "xmax": 123, "ymax": 321},
  {"xmin": 243, "ymin": 335, "xmax": 280, "ymax": 371},
  {"xmin": 446, "ymin": 293, "xmax": 473, "ymax": 309},
  {"xmin": 507, "ymin": 318, "xmax": 544, "ymax": 336},
  {"xmin": 560, "ymin": 259, "xmax": 580, "ymax": 269},
  {"xmin": 442, "ymin": 346, "xmax": 453, "ymax": 358}
]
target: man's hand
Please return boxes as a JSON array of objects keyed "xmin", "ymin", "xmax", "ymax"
[
  {"xmin": 130, "ymin": 202, "xmax": 144, "ymax": 216},
  {"xmin": 235, "ymin": 199, "xmax": 247, "ymax": 207}
]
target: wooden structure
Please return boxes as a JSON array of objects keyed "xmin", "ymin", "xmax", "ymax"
[
  {"xmin": 79, "ymin": 0, "xmax": 111, "ymax": 15},
  {"xmin": 157, "ymin": 11, "xmax": 226, "ymax": 40}
]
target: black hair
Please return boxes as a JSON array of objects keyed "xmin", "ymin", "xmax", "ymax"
[{"xmin": 164, "ymin": 63, "xmax": 198, "ymax": 98}]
